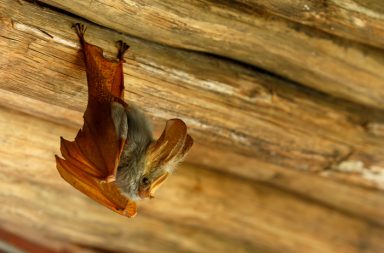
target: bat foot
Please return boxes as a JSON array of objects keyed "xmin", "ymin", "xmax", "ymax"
[
  {"xmin": 72, "ymin": 23, "xmax": 87, "ymax": 42},
  {"xmin": 116, "ymin": 40, "xmax": 130, "ymax": 60}
]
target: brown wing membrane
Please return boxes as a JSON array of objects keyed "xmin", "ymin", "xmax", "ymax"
[
  {"xmin": 65, "ymin": 24, "xmax": 127, "ymax": 180},
  {"xmin": 56, "ymin": 24, "xmax": 135, "ymax": 217},
  {"xmin": 56, "ymin": 156, "xmax": 136, "ymax": 217},
  {"xmin": 56, "ymin": 24, "xmax": 192, "ymax": 218},
  {"xmin": 82, "ymin": 41, "xmax": 125, "ymax": 100},
  {"xmin": 77, "ymin": 35, "xmax": 127, "ymax": 180}
]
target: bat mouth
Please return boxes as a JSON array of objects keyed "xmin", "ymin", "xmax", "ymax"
[
  {"xmin": 138, "ymin": 172, "xmax": 169, "ymax": 199},
  {"xmin": 149, "ymin": 172, "xmax": 169, "ymax": 197}
]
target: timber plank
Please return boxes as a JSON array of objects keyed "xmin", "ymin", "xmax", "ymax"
[
  {"xmin": 239, "ymin": 0, "xmax": 384, "ymax": 49},
  {"xmin": 35, "ymin": 0, "xmax": 384, "ymax": 109},
  {"xmin": 1, "ymin": 89, "xmax": 384, "ymax": 229},
  {"xmin": 1, "ymin": 0, "xmax": 384, "ymax": 190},
  {"xmin": 0, "ymin": 106, "xmax": 384, "ymax": 253}
]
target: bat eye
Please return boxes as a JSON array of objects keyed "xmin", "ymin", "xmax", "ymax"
[{"xmin": 141, "ymin": 177, "xmax": 150, "ymax": 185}]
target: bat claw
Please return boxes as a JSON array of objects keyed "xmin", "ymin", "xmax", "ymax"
[
  {"xmin": 73, "ymin": 23, "xmax": 87, "ymax": 41},
  {"xmin": 116, "ymin": 40, "xmax": 130, "ymax": 60}
]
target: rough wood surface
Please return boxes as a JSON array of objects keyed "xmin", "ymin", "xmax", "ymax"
[
  {"xmin": 2, "ymin": 0, "xmax": 384, "ymax": 190},
  {"xmin": 1, "ymin": 1, "xmax": 384, "ymax": 253},
  {"xmin": 2, "ymin": 88, "xmax": 384, "ymax": 227},
  {"xmin": 1, "ymin": 105, "xmax": 384, "ymax": 253},
  {"xmin": 37, "ymin": 0, "xmax": 384, "ymax": 109},
  {"xmin": 2, "ymin": 88, "xmax": 384, "ymax": 230},
  {"xmin": 243, "ymin": 0, "xmax": 384, "ymax": 49}
]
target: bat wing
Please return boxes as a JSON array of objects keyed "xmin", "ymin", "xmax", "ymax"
[
  {"xmin": 56, "ymin": 155, "xmax": 136, "ymax": 217},
  {"xmin": 56, "ymin": 30, "xmax": 136, "ymax": 217},
  {"xmin": 74, "ymin": 39, "xmax": 127, "ymax": 180}
]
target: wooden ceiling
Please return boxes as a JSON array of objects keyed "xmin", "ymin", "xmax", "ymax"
[{"xmin": 0, "ymin": 0, "xmax": 383, "ymax": 252}]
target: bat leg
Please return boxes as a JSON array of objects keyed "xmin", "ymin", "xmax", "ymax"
[
  {"xmin": 116, "ymin": 40, "xmax": 130, "ymax": 60},
  {"xmin": 72, "ymin": 23, "xmax": 87, "ymax": 43}
]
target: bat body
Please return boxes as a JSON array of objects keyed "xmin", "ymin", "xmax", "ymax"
[
  {"xmin": 114, "ymin": 104, "xmax": 153, "ymax": 200},
  {"xmin": 55, "ymin": 24, "xmax": 193, "ymax": 217}
]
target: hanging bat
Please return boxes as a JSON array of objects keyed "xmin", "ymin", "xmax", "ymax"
[{"xmin": 55, "ymin": 23, "xmax": 193, "ymax": 217}]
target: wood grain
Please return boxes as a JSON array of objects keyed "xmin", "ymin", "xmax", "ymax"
[
  {"xmin": 0, "ymin": 105, "xmax": 383, "ymax": 253},
  {"xmin": 1, "ymin": 0, "xmax": 384, "ymax": 191},
  {"xmin": 2, "ymin": 89, "xmax": 384, "ymax": 229},
  {"xmin": 1, "ymin": 1, "xmax": 384, "ymax": 252},
  {"xmin": 240, "ymin": 0, "xmax": 384, "ymax": 49},
  {"xmin": 37, "ymin": 0, "xmax": 384, "ymax": 109}
]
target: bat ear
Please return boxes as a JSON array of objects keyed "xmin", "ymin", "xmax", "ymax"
[{"xmin": 148, "ymin": 119, "xmax": 193, "ymax": 166}]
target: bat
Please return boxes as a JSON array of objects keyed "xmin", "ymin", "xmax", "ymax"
[{"xmin": 55, "ymin": 23, "xmax": 193, "ymax": 217}]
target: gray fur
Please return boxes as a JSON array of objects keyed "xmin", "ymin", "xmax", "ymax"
[
  {"xmin": 111, "ymin": 102, "xmax": 128, "ymax": 140},
  {"xmin": 113, "ymin": 104, "xmax": 153, "ymax": 200}
]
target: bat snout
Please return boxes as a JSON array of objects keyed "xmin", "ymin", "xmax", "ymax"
[{"xmin": 138, "ymin": 172, "xmax": 169, "ymax": 199}]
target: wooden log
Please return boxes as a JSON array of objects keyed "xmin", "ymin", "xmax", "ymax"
[
  {"xmin": 2, "ymin": 0, "xmax": 384, "ymax": 191},
  {"xmin": 0, "ymin": 226, "xmax": 99, "ymax": 253},
  {"xmin": 238, "ymin": 0, "xmax": 384, "ymax": 49},
  {"xmin": 36, "ymin": 0, "xmax": 384, "ymax": 109},
  {"xmin": 2, "ymin": 2, "xmax": 384, "ymax": 252},
  {"xmin": 2, "ymin": 89, "xmax": 384, "ymax": 229},
  {"xmin": 0, "ymin": 106, "xmax": 384, "ymax": 253}
]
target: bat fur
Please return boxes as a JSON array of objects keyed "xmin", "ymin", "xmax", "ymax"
[{"xmin": 112, "ymin": 103, "xmax": 153, "ymax": 200}]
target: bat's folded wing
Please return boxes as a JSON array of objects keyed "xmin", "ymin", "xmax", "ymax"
[
  {"xmin": 55, "ymin": 148, "xmax": 136, "ymax": 217},
  {"xmin": 55, "ymin": 102, "xmax": 135, "ymax": 216},
  {"xmin": 55, "ymin": 32, "xmax": 137, "ymax": 217},
  {"xmin": 55, "ymin": 53, "xmax": 135, "ymax": 216}
]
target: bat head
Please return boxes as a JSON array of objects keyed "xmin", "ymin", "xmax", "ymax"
[{"xmin": 137, "ymin": 119, "xmax": 193, "ymax": 199}]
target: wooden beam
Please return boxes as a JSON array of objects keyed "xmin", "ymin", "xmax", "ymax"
[
  {"xmin": 2, "ymin": 89, "xmax": 384, "ymax": 229},
  {"xmin": 239, "ymin": 0, "xmax": 384, "ymax": 49},
  {"xmin": 0, "ymin": 106, "xmax": 384, "ymax": 253},
  {"xmin": 2, "ymin": 0, "xmax": 384, "ymax": 191},
  {"xmin": 36, "ymin": 0, "xmax": 384, "ymax": 109},
  {"xmin": 2, "ymin": 3, "xmax": 384, "ymax": 251}
]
